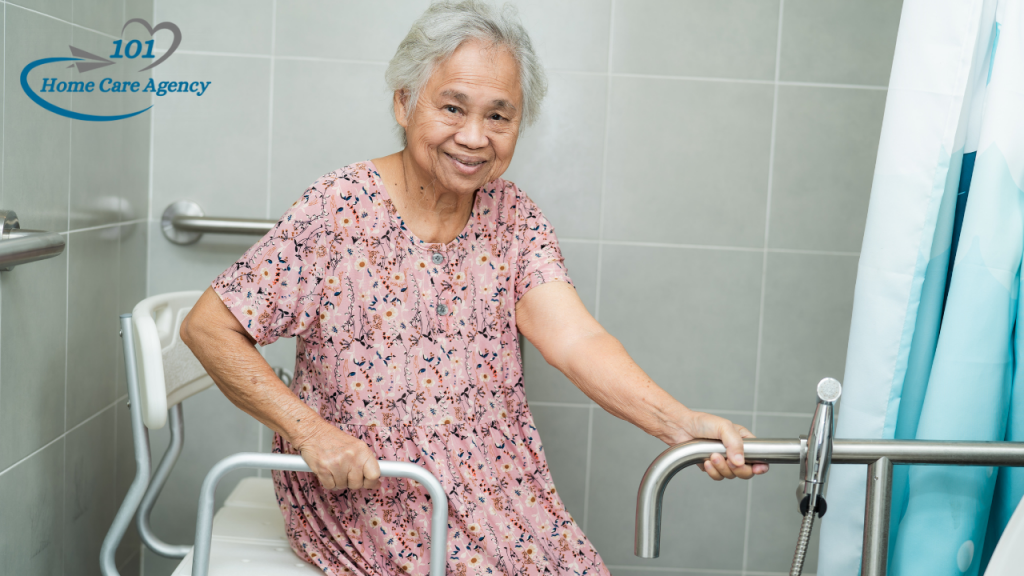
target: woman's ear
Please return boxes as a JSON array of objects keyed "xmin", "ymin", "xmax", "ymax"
[{"xmin": 393, "ymin": 90, "xmax": 410, "ymax": 129}]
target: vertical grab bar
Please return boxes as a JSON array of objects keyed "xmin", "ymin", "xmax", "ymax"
[{"xmin": 862, "ymin": 457, "xmax": 894, "ymax": 576}]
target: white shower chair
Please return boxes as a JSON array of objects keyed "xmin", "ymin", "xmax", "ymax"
[{"xmin": 100, "ymin": 291, "xmax": 449, "ymax": 576}]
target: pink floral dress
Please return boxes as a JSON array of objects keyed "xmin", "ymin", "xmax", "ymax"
[{"xmin": 213, "ymin": 162, "xmax": 611, "ymax": 576}]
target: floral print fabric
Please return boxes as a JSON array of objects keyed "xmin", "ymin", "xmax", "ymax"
[{"xmin": 213, "ymin": 162, "xmax": 610, "ymax": 576}]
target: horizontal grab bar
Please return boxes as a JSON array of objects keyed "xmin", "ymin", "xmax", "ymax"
[
  {"xmin": 0, "ymin": 210, "xmax": 66, "ymax": 271},
  {"xmin": 172, "ymin": 215, "xmax": 273, "ymax": 235},
  {"xmin": 161, "ymin": 200, "xmax": 275, "ymax": 245},
  {"xmin": 635, "ymin": 437, "xmax": 1024, "ymax": 560}
]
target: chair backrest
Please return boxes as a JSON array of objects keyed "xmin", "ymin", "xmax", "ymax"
[{"xmin": 132, "ymin": 291, "xmax": 215, "ymax": 429}]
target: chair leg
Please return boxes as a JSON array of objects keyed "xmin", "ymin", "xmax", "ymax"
[
  {"xmin": 101, "ymin": 315, "xmax": 153, "ymax": 576},
  {"xmin": 137, "ymin": 403, "xmax": 191, "ymax": 558}
]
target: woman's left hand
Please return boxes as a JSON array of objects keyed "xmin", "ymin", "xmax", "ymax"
[{"xmin": 675, "ymin": 410, "xmax": 770, "ymax": 481}]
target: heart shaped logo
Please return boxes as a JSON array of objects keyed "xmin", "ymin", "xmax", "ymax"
[{"xmin": 121, "ymin": 18, "xmax": 181, "ymax": 71}]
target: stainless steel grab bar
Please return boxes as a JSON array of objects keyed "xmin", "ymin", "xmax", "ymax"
[
  {"xmin": 161, "ymin": 200, "xmax": 274, "ymax": 245},
  {"xmin": 0, "ymin": 210, "xmax": 66, "ymax": 270},
  {"xmin": 635, "ymin": 438, "xmax": 1024, "ymax": 575},
  {"xmin": 192, "ymin": 454, "xmax": 449, "ymax": 576}
]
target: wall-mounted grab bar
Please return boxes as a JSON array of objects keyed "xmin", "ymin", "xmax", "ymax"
[
  {"xmin": 161, "ymin": 200, "xmax": 274, "ymax": 245},
  {"xmin": 0, "ymin": 210, "xmax": 66, "ymax": 271},
  {"xmin": 635, "ymin": 438, "xmax": 1024, "ymax": 576}
]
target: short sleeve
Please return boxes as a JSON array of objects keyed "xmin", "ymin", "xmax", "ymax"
[
  {"xmin": 514, "ymin": 188, "xmax": 573, "ymax": 301},
  {"xmin": 212, "ymin": 182, "xmax": 332, "ymax": 346}
]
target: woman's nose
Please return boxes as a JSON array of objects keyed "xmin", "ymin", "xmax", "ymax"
[{"xmin": 454, "ymin": 117, "xmax": 488, "ymax": 149}]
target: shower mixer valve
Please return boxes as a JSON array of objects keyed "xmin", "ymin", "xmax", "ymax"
[{"xmin": 796, "ymin": 377, "xmax": 842, "ymax": 518}]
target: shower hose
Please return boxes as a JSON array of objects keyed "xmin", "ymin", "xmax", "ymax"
[{"xmin": 789, "ymin": 499, "xmax": 817, "ymax": 576}]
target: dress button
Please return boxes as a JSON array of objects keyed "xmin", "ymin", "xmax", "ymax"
[
  {"xmin": 436, "ymin": 303, "xmax": 449, "ymax": 316},
  {"xmin": 431, "ymin": 252, "xmax": 444, "ymax": 265}
]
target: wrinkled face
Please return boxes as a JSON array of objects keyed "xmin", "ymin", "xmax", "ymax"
[{"xmin": 396, "ymin": 39, "xmax": 522, "ymax": 196}]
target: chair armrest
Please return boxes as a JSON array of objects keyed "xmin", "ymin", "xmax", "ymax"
[{"xmin": 192, "ymin": 453, "xmax": 449, "ymax": 576}]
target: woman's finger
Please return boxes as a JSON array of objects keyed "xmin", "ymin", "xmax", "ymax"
[
  {"xmin": 362, "ymin": 457, "xmax": 382, "ymax": 489},
  {"xmin": 734, "ymin": 424, "xmax": 768, "ymax": 475},
  {"xmin": 702, "ymin": 460, "xmax": 724, "ymax": 481},
  {"xmin": 731, "ymin": 463, "xmax": 756, "ymax": 480},
  {"xmin": 343, "ymin": 451, "xmax": 369, "ymax": 490},
  {"xmin": 708, "ymin": 452, "xmax": 736, "ymax": 480},
  {"xmin": 737, "ymin": 424, "xmax": 770, "ymax": 473},
  {"xmin": 714, "ymin": 419, "xmax": 746, "ymax": 469},
  {"xmin": 317, "ymin": 462, "xmax": 339, "ymax": 491}
]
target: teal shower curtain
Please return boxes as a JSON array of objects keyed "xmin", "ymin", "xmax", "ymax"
[{"xmin": 817, "ymin": 1, "xmax": 1024, "ymax": 574}]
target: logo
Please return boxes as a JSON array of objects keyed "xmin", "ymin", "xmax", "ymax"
[{"xmin": 21, "ymin": 18, "xmax": 211, "ymax": 122}]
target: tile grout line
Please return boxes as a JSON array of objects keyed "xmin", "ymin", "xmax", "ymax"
[
  {"xmin": 0, "ymin": 393, "xmax": 127, "ymax": 478},
  {"xmin": 258, "ymin": 0, "xmax": 279, "ymax": 476},
  {"xmin": 118, "ymin": 548, "xmax": 139, "ymax": 571},
  {"xmin": 146, "ymin": 63, "xmax": 156, "ymax": 299},
  {"xmin": 582, "ymin": 404, "xmax": 595, "ymax": 532},
  {"xmin": 528, "ymin": 402, "xmax": 812, "ymax": 418},
  {"xmin": 744, "ymin": 1, "xmax": 786, "ymax": 574},
  {"xmin": 113, "ymin": 87, "xmax": 124, "ymax": 506},
  {"xmin": 556, "ymin": 238, "xmax": 859, "ymax": 257},
  {"xmin": 274, "ymin": 54, "xmax": 389, "ymax": 67},
  {"xmin": 60, "ymin": 216, "xmax": 147, "ymax": 235},
  {"xmin": 765, "ymin": 247, "xmax": 859, "ymax": 257},
  {"xmin": 4, "ymin": 0, "xmax": 120, "ymax": 41},
  {"xmin": 611, "ymin": 71, "xmax": 886, "ymax": 91},
  {"xmin": 604, "ymin": 565, "xmax": 790, "ymax": 575},
  {"xmin": 143, "ymin": 0, "xmax": 156, "ymax": 539},
  {"xmin": 584, "ymin": 0, "xmax": 617, "ymax": 533},
  {"xmin": 0, "ymin": 1, "xmax": 5, "ymax": 467},
  {"xmin": 529, "ymin": 401, "xmax": 593, "ymax": 409},
  {"xmin": 64, "ymin": 3, "xmax": 73, "ymax": 565},
  {"xmin": 591, "ymin": 0, "xmax": 617, "ymax": 324},
  {"xmin": 264, "ymin": 0, "xmax": 277, "ymax": 222},
  {"xmin": 778, "ymin": 79, "xmax": 886, "ymax": 91},
  {"xmin": 146, "ymin": 47, "xmax": 888, "ymax": 92},
  {"xmin": 759, "ymin": 411, "xmax": 813, "ymax": 418}
]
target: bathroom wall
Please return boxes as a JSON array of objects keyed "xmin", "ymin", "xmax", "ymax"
[
  {"xmin": 140, "ymin": 1, "xmax": 903, "ymax": 575},
  {"xmin": 0, "ymin": 0, "xmax": 154, "ymax": 575}
]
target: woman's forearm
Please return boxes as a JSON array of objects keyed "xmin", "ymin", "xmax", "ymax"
[
  {"xmin": 519, "ymin": 282, "xmax": 764, "ymax": 477},
  {"xmin": 558, "ymin": 331, "xmax": 690, "ymax": 445},
  {"xmin": 180, "ymin": 289, "xmax": 327, "ymax": 447}
]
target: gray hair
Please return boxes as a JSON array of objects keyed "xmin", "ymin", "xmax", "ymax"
[{"xmin": 386, "ymin": 0, "xmax": 547, "ymax": 139}]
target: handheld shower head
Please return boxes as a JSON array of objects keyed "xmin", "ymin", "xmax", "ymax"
[
  {"xmin": 816, "ymin": 377, "xmax": 842, "ymax": 403},
  {"xmin": 797, "ymin": 377, "xmax": 842, "ymax": 516},
  {"xmin": 789, "ymin": 378, "xmax": 842, "ymax": 576}
]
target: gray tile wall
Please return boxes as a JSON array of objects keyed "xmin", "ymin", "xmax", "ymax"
[
  {"xmin": 0, "ymin": 1, "xmax": 153, "ymax": 575},
  {"xmin": 141, "ymin": 1, "xmax": 902, "ymax": 575}
]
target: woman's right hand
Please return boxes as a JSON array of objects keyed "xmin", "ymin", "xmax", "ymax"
[{"xmin": 293, "ymin": 423, "xmax": 381, "ymax": 490}]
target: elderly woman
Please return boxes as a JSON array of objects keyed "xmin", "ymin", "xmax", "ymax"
[{"xmin": 182, "ymin": 1, "xmax": 767, "ymax": 574}]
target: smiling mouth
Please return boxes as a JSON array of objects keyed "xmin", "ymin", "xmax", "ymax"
[{"xmin": 445, "ymin": 152, "xmax": 487, "ymax": 168}]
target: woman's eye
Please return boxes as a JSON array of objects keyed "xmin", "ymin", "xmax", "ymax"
[
  {"xmin": 445, "ymin": 105, "xmax": 459, "ymax": 114},
  {"xmin": 490, "ymin": 114, "xmax": 505, "ymax": 121}
]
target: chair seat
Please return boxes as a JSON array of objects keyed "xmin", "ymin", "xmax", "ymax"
[{"xmin": 171, "ymin": 477, "xmax": 320, "ymax": 576}]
